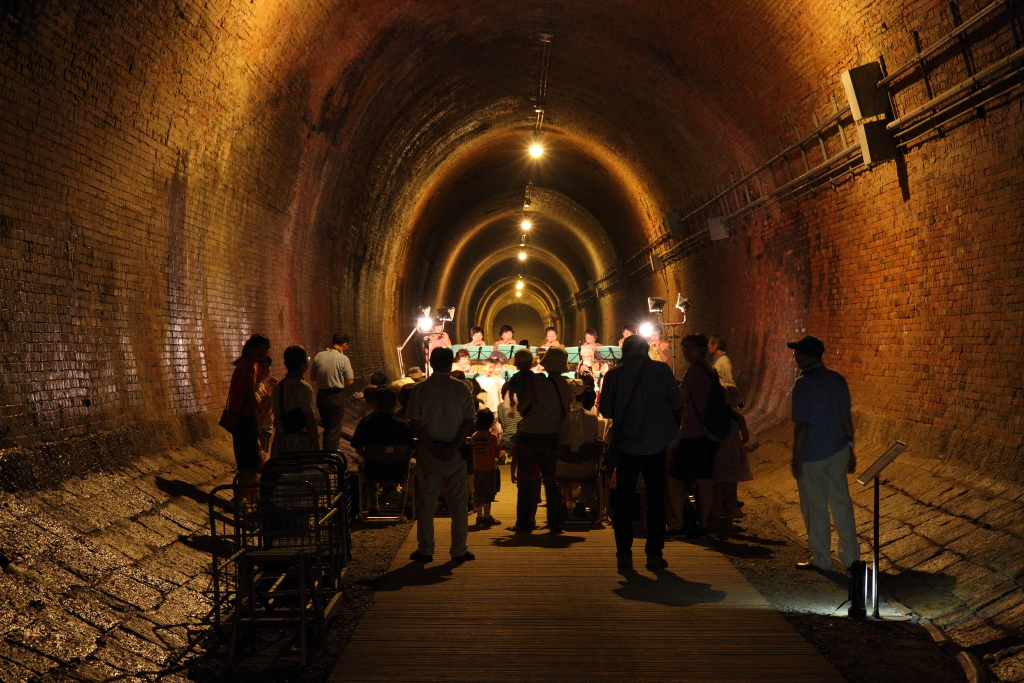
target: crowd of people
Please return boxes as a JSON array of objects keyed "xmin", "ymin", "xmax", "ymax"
[{"xmin": 224, "ymin": 322, "xmax": 860, "ymax": 573}]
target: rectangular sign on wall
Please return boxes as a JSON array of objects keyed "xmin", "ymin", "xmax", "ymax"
[{"xmin": 708, "ymin": 217, "xmax": 729, "ymax": 241}]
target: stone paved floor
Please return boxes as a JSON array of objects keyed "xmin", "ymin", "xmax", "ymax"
[
  {"xmin": 745, "ymin": 419, "xmax": 1024, "ymax": 681},
  {"xmin": 0, "ymin": 438, "xmax": 238, "ymax": 683}
]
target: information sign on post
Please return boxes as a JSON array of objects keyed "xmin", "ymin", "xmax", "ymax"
[{"xmin": 857, "ymin": 441, "xmax": 908, "ymax": 619}]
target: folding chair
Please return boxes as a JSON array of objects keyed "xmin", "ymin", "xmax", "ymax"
[
  {"xmin": 358, "ymin": 444, "xmax": 415, "ymax": 522},
  {"xmin": 556, "ymin": 442, "xmax": 604, "ymax": 525}
]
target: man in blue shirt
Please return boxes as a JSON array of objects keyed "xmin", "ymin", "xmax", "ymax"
[{"xmin": 789, "ymin": 335, "xmax": 861, "ymax": 571}]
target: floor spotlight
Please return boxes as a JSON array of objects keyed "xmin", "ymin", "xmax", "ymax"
[{"xmin": 648, "ymin": 297, "xmax": 667, "ymax": 314}]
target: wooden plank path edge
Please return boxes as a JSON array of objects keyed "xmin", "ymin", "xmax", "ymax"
[{"xmin": 330, "ymin": 466, "xmax": 844, "ymax": 683}]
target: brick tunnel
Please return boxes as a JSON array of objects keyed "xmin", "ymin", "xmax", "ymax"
[{"xmin": 1, "ymin": 0, "xmax": 1023, "ymax": 680}]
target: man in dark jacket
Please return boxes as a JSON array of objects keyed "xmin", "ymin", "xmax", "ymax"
[{"xmin": 600, "ymin": 335, "xmax": 683, "ymax": 571}]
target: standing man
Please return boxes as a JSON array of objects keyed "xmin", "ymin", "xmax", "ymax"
[
  {"xmin": 600, "ymin": 335, "xmax": 683, "ymax": 570},
  {"xmin": 407, "ymin": 347, "xmax": 477, "ymax": 563},
  {"xmin": 512, "ymin": 347, "xmax": 575, "ymax": 534},
  {"xmin": 789, "ymin": 335, "xmax": 860, "ymax": 571},
  {"xmin": 708, "ymin": 335, "xmax": 738, "ymax": 405},
  {"xmin": 311, "ymin": 333, "xmax": 355, "ymax": 451}
]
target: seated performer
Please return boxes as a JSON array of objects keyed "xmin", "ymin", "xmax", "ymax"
[
  {"xmin": 454, "ymin": 348, "xmax": 473, "ymax": 374},
  {"xmin": 648, "ymin": 325, "xmax": 671, "ymax": 363},
  {"xmin": 538, "ymin": 326, "xmax": 560, "ymax": 350},
  {"xmin": 425, "ymin": 320, "xmax": 451, "ymax": 352},
  {"xmin": 466, "ymin": 326, "xmax": 487, "ymax": 347},
  {"xmin": 489, "ymin": 325, "xmax": 516, "ymax": 364},
  {"xmin": 577, "ymin": 328, "xmax": 604, "ymax": 378}
]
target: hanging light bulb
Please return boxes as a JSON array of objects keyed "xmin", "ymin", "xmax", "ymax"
[
  {"xmin": 529, "ymin": 144, "xmax": 543, "ymax": 158},
  {"xmin": 516, "ymin": 281, "xmax": 524, "ymax": 290},
  {"xmin": 521, "ymin": 219, "xmax": 532, "ymax": 230},
  {"xmin": 516, "ymin": 291, "xmax": 522, "ymax": 298},
  {"xmin": 518, "ymin": 251, "xmax": 527, "ymax": 261}
]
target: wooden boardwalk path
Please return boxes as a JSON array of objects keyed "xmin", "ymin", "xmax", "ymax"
[{"xmin": 330, "ymin": 467, "xmax": 844, "ymax": 682}]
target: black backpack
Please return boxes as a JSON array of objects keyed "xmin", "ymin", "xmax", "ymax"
[{"xmin": 694, "ymin": 364, "xmax": 733, "ymax": 440}]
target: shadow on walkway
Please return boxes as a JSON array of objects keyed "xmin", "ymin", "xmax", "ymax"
[
  {"xmin": 155, "ymin": 476, "xmax": 232, "ymax": 511},
  {"xmin": 613, "ymin": 569, "xmax": 728, "ymax": 606},
  {"xmin": 709, "ymin": 537, "xmax": 776, "ymax": 560},
  {"xmin": 491, "ymin": 532, "xmax": 587, "ymax": 549},
  {"xmin": 372, "ymin": 561, "xmax": 457, "ymax": 591}
]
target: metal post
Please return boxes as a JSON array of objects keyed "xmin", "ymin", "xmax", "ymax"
[{"xmin": 873, "ymin": 475, "xmax": 881, "ymax": 619}]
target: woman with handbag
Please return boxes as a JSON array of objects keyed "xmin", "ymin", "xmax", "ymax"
[{"xmin": 225, "ymin": 334, "xmax": 271, "ymax": 495}]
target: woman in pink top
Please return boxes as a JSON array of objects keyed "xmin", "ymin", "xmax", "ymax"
[
  {"xmin": 227, "ymin": 334, "xmax": 270, "ymax": 494},
  {"xmin": 425, "ymin": 320, "xmax": 451, "ymax": 352}
]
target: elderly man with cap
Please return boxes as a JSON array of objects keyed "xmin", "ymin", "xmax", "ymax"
[
  {"xmin": 789, "ymin": 335, "xmax": 861, "ymax": 571},
  {"xmin": 512, "ymin": 346, "xmax": 577, "ymax": 534}
]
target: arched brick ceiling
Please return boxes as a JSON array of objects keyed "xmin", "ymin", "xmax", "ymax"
[{"xmin": 291, "ymin": 0, "xmax": 828, "ymax": 346}]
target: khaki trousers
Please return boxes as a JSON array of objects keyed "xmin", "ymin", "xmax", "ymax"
[
  {"xmin": 415, "ymin": 452, "xmax": 469, "ymax": 558},
  {"xmin": 796, "ymin": 445, "xmax": 861, "ymax": 570}
]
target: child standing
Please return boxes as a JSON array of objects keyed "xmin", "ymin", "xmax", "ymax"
[{"xmin": 470, "ymin": 408, "xmax": 501, "ymax": 527}]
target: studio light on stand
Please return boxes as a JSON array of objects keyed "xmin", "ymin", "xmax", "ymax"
[
  {"xmin": 675, "ymin": 294, "xmax": 691, "ymax": 321},
  {"xmin": 398, "ymin": 307, "xmax": 432, "ymax": 377},
  {"xmin": 436, "ymin": 306, "xmax": 454, "ymax": 324},
  {"xmin": 644, "ymin": 294, "xmax": 690, "ymax": 375}
]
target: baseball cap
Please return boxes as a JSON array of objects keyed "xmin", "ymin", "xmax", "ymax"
[{"xmin": 787, "ymin": 335, "xmax": 825, "ymax": 357}]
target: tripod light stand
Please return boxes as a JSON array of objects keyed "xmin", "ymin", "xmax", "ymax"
[
  {"xmin": 397, "ymin": 307, "xmax": 433, "ymax": 378},
  {"xmin": 647, "ymin": 294, "xmax": 690, "ymax": 375}
]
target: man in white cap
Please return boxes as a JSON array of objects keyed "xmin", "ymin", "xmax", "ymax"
[{"xmin": 789, "ymin": 335, "xmax": 860, "ymax": 571}]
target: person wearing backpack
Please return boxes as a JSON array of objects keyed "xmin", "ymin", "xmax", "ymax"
[{"xmin": 669, "ymin": 333, "xmax": 733, "ymax": 536}]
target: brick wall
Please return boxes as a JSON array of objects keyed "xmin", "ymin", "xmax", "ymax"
[
  {"xmin": 647, "ymin": 2, "xmax": 1024, "ymax": 480},
  {"xmin": 0, "ymin": 0, "xmax": 347, "ymax": 479}
]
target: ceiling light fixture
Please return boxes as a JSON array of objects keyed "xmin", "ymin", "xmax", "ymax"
[
  {"xmin": 518, "ymin": 251, "xmax": 527, "ymax": 261},
  {"xmin": 522, "ymin": 219, "xmax": 532, "ymax": 230},
  {"xmin": 529, "ymin": 144, "xmax": 544, "ymax": 158},
  {"xmin": 516, "ymin": 281, "xmax": 524, "ymax": 290}
]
